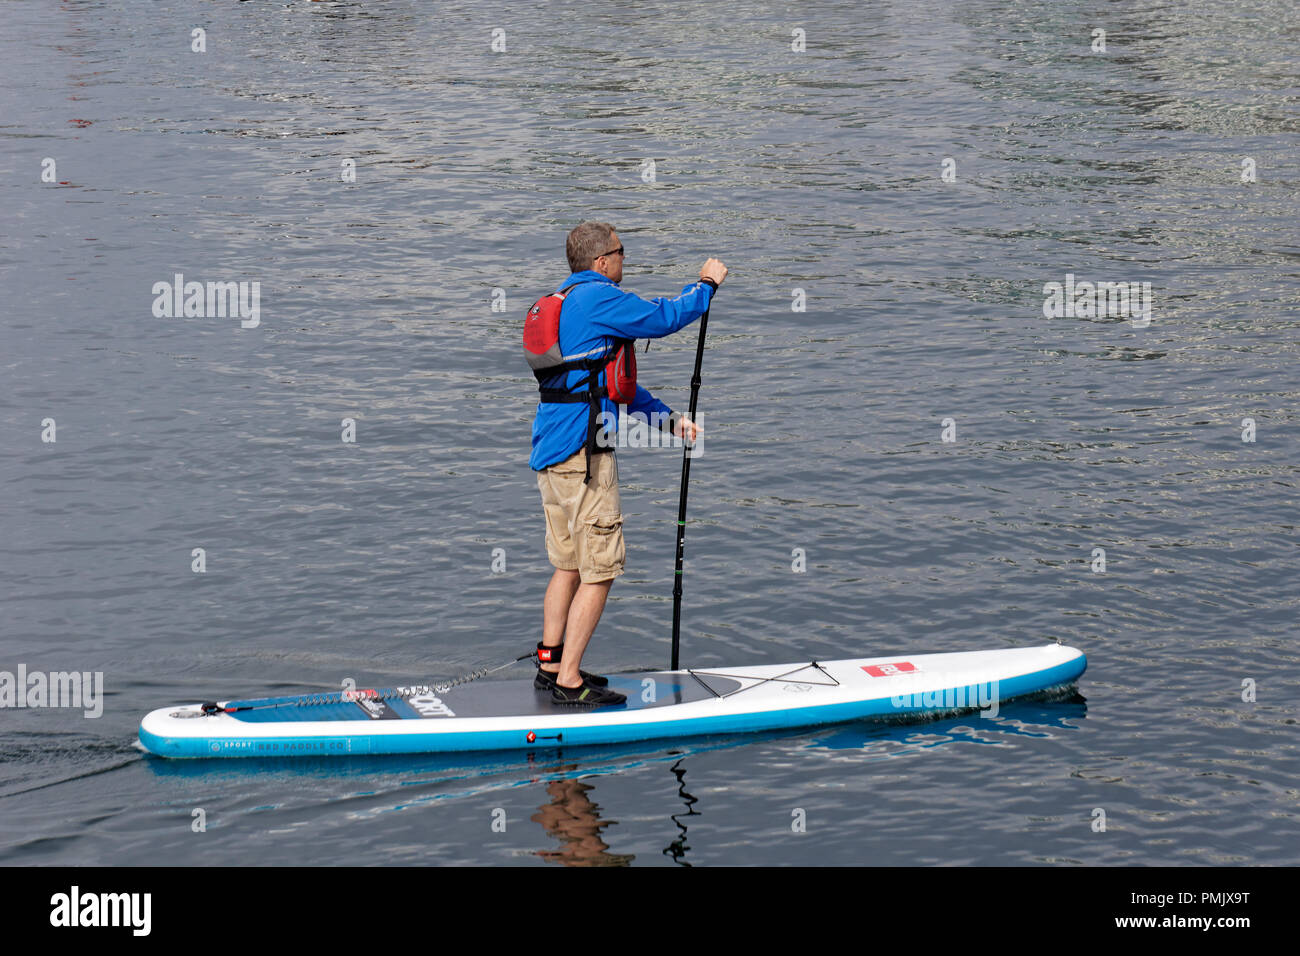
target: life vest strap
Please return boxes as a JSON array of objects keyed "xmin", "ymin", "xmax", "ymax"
[
  {"xmin": 526, "ymin": 280, "xmax": 627, "ymax": 485},
  {"xmin": 537, "ymin": 389, "xmax": 589, "ymax": 403}
]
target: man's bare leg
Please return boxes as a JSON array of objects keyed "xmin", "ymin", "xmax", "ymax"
[
  {"xmin": 556, "ymin": 579, "xmax": 613, "ymax": 688},
  {"xmin": 540, "ymin": 568, "xmax": 580, "ymax": 675}
]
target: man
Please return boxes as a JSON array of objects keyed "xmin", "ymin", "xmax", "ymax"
[{"xmin": 529, "ymin": 221, "xmax": 727, "ymax": 705}]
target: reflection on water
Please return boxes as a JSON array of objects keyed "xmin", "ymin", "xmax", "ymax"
[
  {"xmin": 529, "ymin": 761, "xmax": 635, "ymax": 867},
  {"xmin": 662, "ymin": 758, "xmax": 700, "ymax": 867}
]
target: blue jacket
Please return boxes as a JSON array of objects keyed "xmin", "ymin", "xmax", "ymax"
[{"xmin": 529, "ymin": 270, "xmax": 714, "ymax": 470}]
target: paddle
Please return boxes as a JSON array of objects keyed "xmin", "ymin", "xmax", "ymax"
[{"xmin": 670, "ymin": 305, "xmax": 709, "ymax": 671}]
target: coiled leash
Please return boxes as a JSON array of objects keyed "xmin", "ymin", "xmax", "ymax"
[{"xmin": 199, "ymin": 651, "xmax": 538, "ymax": 715}]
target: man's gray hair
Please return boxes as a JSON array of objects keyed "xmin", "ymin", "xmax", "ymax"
[{"xmin": 567, "ymin": 221, "xmax": 616, "ymax": 272}]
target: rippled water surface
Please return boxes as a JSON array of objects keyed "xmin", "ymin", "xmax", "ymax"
[{"xmin": 1, "ymin": 0, "xmax": 1297, "ymax": 866}]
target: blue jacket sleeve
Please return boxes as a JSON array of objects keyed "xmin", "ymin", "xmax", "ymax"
[
  {"xmin": 626, "ymin": 384, "xmax": 672, "ymax": 423},
  {"xmin": 585, "ymin": 280, "xmax": 714, "ymax": 340}
]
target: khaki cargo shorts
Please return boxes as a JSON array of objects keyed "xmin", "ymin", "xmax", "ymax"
[{"xmin": 537, "ymin": 448, "xmax": 625, "ymax": 583}]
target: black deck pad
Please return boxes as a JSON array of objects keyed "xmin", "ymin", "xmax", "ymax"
[{"xmin": 228, "ymin": 672, "xmax": 745, "ymax": 723}]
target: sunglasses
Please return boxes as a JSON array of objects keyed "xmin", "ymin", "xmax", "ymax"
[{"xmin": 597, "ymin": 245, "xmax": 625, "ymax": 259}]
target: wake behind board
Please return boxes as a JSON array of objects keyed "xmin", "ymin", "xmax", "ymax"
[{"xmin": 138, "ymin": 643, "xmax": 1086, "ymax": 758}]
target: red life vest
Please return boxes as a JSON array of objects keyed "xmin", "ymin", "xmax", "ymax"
[{"xmin": 523, "ymin": 282, "xmax": 637, "ymax": 482}]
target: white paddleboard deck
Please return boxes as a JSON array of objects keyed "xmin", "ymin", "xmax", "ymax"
[{"xmin": 139, "ymin": 643, "xmax": 1086, "ymax": 758}]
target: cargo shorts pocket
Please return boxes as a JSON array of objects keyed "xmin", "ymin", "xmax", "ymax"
[
  {"xmin": 582, "ymin": 514, "xmax": 626, "ymax": 581},
  {"xmin": 550, "ymin": 450, "xmax": 589, "ymax": 478}
]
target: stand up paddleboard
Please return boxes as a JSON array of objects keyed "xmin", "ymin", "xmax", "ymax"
[
  {"xmin": 138, "ymin": 643, "xmax": 1085, "ymax": 758},
  {"xmin": 138, "ymin": 299, "xmax": 1087, "ymax": 759}
]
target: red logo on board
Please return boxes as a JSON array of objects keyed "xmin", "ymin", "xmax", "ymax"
[{"xmin": 862, "ymin": 662, "xmax": 917, "ymax": 677}]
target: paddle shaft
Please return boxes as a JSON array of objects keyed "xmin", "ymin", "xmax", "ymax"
[{"xmin": 670, "ymin": 306, "xmax": 709, "ymax": 671}]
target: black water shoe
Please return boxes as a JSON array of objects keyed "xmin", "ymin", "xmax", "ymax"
[
  {"xmin": 550, "ymin": 680, "xmax": 626, "ymax": 707},
  {"xmin": 535, "ymin": 666, "xmax": 610, "ymax": 691}
]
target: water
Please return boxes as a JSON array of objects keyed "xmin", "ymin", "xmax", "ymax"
[{"xmin": 1, "ymin": 0, "xmax": 1297, "ymax": 866}]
